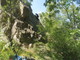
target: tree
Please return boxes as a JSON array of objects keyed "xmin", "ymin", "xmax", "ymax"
[
  {"xmin": 36, "ymin": 0, "xmax": 80, "ymax": 60},
  {"xmin": 1, "ymin": 0, "xmax": 80, "ymax": 60}
]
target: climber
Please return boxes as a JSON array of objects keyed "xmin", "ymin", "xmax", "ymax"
[{"xmin": 35, "ymin": 13, "xmax": 39, "ymax": 21}]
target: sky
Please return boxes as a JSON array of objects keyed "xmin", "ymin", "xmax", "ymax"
[{"xmin": 31, "ymin": 0, "xmax": 46, "ymax": 14}]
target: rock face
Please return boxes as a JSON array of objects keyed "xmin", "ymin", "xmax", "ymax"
[{"xmin": 1, "ymin": 0, "xmax": 45, "ymax": 46}]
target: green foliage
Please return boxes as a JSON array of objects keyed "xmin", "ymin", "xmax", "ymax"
[
  {"xmin": 1, "ymin": 0, "xmax": 80, "ymax": 60},
  {"xmin": 0, "ymin": 41, "xmax": 14, "ymax": 60},
  {"xmin": 0, "ymin": 41, "xmax": 32, "ymax": 60},
  {"xmin": 35, "ymin": 0, "xmax": 80, "ymax": 60}
]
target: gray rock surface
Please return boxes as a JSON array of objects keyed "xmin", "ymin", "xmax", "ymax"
[{"xmin": 1, "ymin": 0, "xmax": 44, "ymax": 46}]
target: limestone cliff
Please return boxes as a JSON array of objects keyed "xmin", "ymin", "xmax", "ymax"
[{"xmin": 1, "ymin": 0, "xmax": 46, "ymax": 46}]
